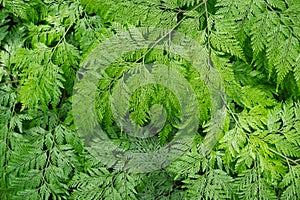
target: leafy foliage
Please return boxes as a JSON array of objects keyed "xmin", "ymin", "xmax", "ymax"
[{"xmin": 0, "ymin": 0, "xmax": 299, "ymax": 199}]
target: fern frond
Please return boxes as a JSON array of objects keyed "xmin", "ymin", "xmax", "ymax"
[
  {"xmin": 236, "ymin": 164, "xmax": 277, "ymax": 200},
  {"xmin": 70, "ymin": 170, "xmax": 138, "ymax": 200},
  {"xmin": 183, "ymin": 169, "xmax": 234, "ymax": 199},
  {"xmin": 279, "ymin": 165, "xmax": 300, "ymax": 199}
]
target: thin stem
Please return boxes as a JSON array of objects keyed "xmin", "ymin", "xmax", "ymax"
[
  {"xmin": 134, "ymin": 1, "xmax": 206, "ymax": 63},
  {"xmin": 268, "ymin": 147, "xmax": 299, "ymax": 165}
]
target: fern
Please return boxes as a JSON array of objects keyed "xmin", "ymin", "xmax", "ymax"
[
  {"xmin": 70, "ymin": 168, "xmax": 138, "ymax": 200},
  {"xmin": 0, "ymin": 0, "xmax": 300, "ymax": 199},
  {"xmin": 215, "ymin": 0, "xmax": 300, "ymax": 98}
]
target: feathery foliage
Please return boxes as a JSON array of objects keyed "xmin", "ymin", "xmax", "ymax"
[{"xmin": 0, "ymin": 0, "xmax": 299, "ymax": 199}]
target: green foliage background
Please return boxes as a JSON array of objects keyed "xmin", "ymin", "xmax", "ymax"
[{"xmin": 0, "ymin": 0, "xmax": 300, "ymax": 199}]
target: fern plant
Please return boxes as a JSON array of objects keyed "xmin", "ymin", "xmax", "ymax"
[{"xmin": 0, "ymin": 0, "xmax": 299, "ymax": 199}]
